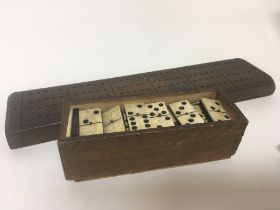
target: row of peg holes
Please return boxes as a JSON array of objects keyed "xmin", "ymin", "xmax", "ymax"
[
  {"xmin": 27, "ymin": 88, "xmax": 65, "ymax": 96},
  {"xmin": 115, "ymin": 76, "xmax": 144, "ymax": 82},
  {"xmin": 191, "ymin": 76, "xmax": 224, "ymax": 82},
  {"xmin": 155, "ymin": 82, "xmax": 192, "ymax": 89},
  {"xmin": 114, "ymin": 83, "xmax": 148, "ymax": 89},
  {"xmin": 28, "ymin": 95, "xmax": 66, "ymax": 103},
  {"xmin": 199, "ymin": 82, "xmax": 228, "ymax": 88},
  {"xmin": 234, "ymin": 76, "xmax": 260, "ymax": 82},
  {"xmin": 118, "ymin": 87, "xmax": 154, "ymax": 95},
  {"xmin": 148, "ymin": 77, "xmax": 183, "ymax": 83},
  {"xmin": 28, "ymin": 112, "xmax": 59, "ymax": 122},
  {"xmin": 73, "ymin": 88, "xmax": 110, "ymax": 95}
]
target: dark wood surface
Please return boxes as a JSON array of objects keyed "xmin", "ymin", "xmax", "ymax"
[
  {"xmin": 5, "ymin": 58, "xmax": 274, "ymax": 149},
  {"xmin": 58, "ymin": 90, "xmax": 248, "ymax": 181}
]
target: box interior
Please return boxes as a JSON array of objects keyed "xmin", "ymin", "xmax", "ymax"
[{"xmin": 59, "ymin": 90, "xmax": 243, "ymax": 141}]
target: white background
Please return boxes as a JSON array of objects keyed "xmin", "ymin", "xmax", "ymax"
[{"xmin": 0, "ymin": 0, "xmax": 280, "ymax": 209}]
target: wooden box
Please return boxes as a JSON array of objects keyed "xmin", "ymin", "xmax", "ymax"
[
  {"xmin": 58, "ymin": 90, "xmax": 248, "ymax": 181},
  {"xmin": 5, "ymin": 58, "xmax": 274, "ymax": 149}
]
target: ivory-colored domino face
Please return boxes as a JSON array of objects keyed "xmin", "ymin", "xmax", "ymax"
[
  {"xmin": 201, "ymin": 98, "xmax": 226, "ymax": 113},
  {"xmin": 79, "ymin": 108, "xmax": 102, "ymax": 125},
  {"xmin": 79, "ymin": 123, "xmax": 104, "ymax": 136},
  {"xmin": 144, "ymin": 102, "xmax": 170, "ymax": 117},
  {"xmin": 169, "ymin": 99, "xmax": 205, "ymax": 125},
  {"xmin": 124, "ymin": 103, "xmax": 145, "ymax": 117},
  {"xmin": 103, "ymin": 119, "xmax": 126, "ymax": 133},
  {"xmin": 102, "ymin": 106, "xmax": 126, "ymax": 133},
  {"xmin": 169, "ymin": 100, "xmax": 196, "ymax": 117},
  {"xmin": 127, "ymin": 116, "xmax": 148, "ymax": 131},
  {"xmin": 201, "ymin": 98, "xmax": 231, "ymax": 121},
  {"xmin": 149, "ymin": 115, "xmax": 174, "ymax": 128},
  {"xmin": 127, "ymin": 115, "xmax": 174, "ymax": 131},
  {"xmin": 177, "ymin": 112, "xmax": 205, "ymax": 125},
  {"xmin": 102, "ymin": 106, "xmax": 123, "ymax": 126},
  {"xmin": 125, "ymin": 102, "xmax": 170, "ymax": 117},
  {"xmin": 208, "ymin": 111, "xmax": 231, "ymax": 121},
  {"xmin": 79, "ymin": 108, "xmax": 103, "ymax": 136},
  {"xmin": 125, "ymin": 102, "xmax": 174, "ymax": 131}
]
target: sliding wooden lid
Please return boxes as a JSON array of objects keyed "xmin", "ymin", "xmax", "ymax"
[{"xmin": 5, "ymin": 58, "xmax": 275, "ymax": 149}]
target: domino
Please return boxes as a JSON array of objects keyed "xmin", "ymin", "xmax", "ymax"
[
  {"xmin": 125, "ymin": 102, "xmax": 175, "ymax": 131},
  {"xmin": 102, "ymin": 106, "xmax": 126, "ymax": 133},
  {"xmin": 169, "ymin": 100, "xmax": 196, "ymax": 116},
  {"xmin": 169, "ymin": 100, "xmax": 205, "ymax": 125},
  {"xmin": 124, "ymin": 103, "xmax": 145, "ymax": 117},
  {"xmin": 201, "ymin": 98, "xmax": 231, "ymax": 121},
  {"xmin": 79, "ymin": 108, "xmax": 103, "ymax": 136},
  {"xmin": 79, "ymin": 108, "xmax": 102, "ymax": 125},
  {"xmin": 126, "ymin": 115, "xmax": 174, "ymax": 131}
]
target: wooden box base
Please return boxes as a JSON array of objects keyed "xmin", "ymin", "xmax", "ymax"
[{"xmin": 58, "ymin": 90, "xmax": 248, "ymax": 181}]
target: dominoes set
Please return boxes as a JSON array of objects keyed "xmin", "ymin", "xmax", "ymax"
[{"xmin": 66, "ymin": 97, "xmax": 231, "ymax": 138}]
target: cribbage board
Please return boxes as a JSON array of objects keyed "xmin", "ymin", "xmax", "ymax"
[
  {"xmin": 5, "ymin": 58, "xmax": 275, "ymax": 149},
  {"xmin": 58, "ymin": 90, "xmax": 248, "ymax": 181}
]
